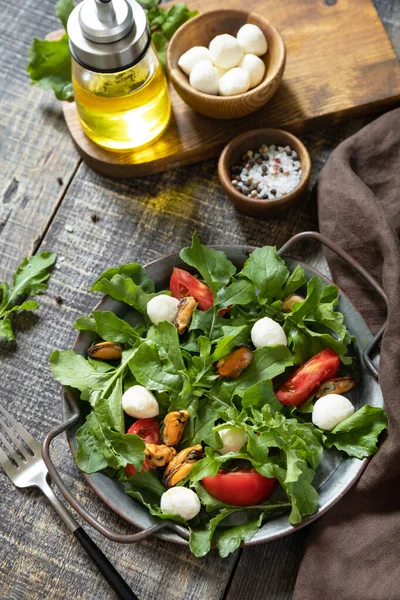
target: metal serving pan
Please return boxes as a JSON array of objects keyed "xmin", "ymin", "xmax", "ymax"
[{"xmin": 42, "ymin": 231, "xmax": 387, "ymax": 547}]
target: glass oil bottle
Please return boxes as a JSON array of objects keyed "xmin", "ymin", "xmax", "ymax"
[{"xmin": 67, "ymin": 0, "xmax": 171, "ymax": 151}]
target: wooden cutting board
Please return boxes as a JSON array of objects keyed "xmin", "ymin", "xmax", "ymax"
[{"xmin": 63, "ymin": 0, "xmax": 400, "ymax": 177}]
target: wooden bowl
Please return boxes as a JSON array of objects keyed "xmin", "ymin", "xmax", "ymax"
[
  {"xmin": 218, "ymin": 129, "xmax": 311, "ymax": 217},
  {"xmin": 166, "ymin": 10, "xmax": 286, "ymax": 120}
]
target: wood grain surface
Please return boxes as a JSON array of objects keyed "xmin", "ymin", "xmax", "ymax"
[
  {"xmin": 0, "ymin": 0, "xmax": 399, "ymax": 599},
  {"xmin": 62, "ymin": 0, "xmax": 400, "ymax": 177}
]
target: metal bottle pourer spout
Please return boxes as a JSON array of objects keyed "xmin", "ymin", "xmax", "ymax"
[
  {"xmin": 68, "ymin": 0, "xmax": 150, "ymax": 72},
  {"xmin": 94, "ymin": 0, "xmax": 118, "ymax": 26}
]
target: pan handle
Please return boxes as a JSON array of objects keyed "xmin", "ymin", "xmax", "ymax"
[
  {"xmin": 41, "ymin": 389, "xmax": 190, "ymax": 544},
  {"xmin": 277, "ymin": 231, "xmax": 388, "ymax": 380}
]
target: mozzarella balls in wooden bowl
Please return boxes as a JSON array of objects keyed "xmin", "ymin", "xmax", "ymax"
[{"xmin": 166, "ymin": 9, "xmax": 286, "ymax": 119}]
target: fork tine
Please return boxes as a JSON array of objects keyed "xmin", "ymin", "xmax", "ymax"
[
  {"xmin": 0, "ymin": 445, "xmax": 16, "ymax": 477},
  {"xmin": 0, "ymin": 416, "xmax": 32, "ymax": 461},
  {"xmin": 0, "ymin": 430, "xmax": 22, "ymax": 466},
  {"xmin": 0, "ymin": 404, "xmax": 38, "ymax": 449}
]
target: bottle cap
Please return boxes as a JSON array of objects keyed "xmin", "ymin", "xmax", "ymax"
[{"xmin": 67, "ymin": 0, "xmax": 150, "ymax": 72}]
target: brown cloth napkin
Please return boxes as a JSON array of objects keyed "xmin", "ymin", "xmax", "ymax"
[{"xmin": 293, "ymin": 108, "xmax": 400, "ymax": 600}]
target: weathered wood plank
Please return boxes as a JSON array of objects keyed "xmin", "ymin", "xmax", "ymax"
[{"xmin": 0, "ymin": 0, "xmax": 81, "ymax": 282}]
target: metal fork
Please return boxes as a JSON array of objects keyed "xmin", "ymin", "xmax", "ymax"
[{"xmin": 0, "ymin": 403, "xmax": 139, "ymax": 600}]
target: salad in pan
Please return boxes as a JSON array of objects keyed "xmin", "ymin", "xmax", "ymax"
[{"xmin": 50, "ymin": 234, "xmax": 387, "ymax": 557}]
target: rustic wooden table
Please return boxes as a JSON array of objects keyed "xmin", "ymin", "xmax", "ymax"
[{"xmin": 0, "ymin": 1, "xmax": 398, "ymax": 599}]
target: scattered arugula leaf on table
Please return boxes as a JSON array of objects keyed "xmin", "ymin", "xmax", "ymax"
[
  {"xmin": 27, "ymin": 0, "xmax": 198, "ymax": 100},
  {"xmin": 0, "ymin": 252, "xmax": 56, "ymax": 342}
]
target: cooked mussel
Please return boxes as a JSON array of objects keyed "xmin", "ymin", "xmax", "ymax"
[
  {"xmin": 316, "ymin": 376, "xmax": 356, "ymax": 398},
  {"xmin": 215, "ymin": 345, "xmax": 253, "ymax": 379},
  {"xmin": 163, "ymin": 410, "xmax": 189, "ymax": 446},
  {"xmin": 87, "ymin": 341, "xmax": 122, "ymax": 360},
  {"xmin": 282, "ymin": 294, "xmax": 305, "ymax": 313},
  {"xmin": 144, "ymin": 444, "xmax": 177, "ymax": 468},
  {"xmin": 175, "ymin": 296, "xmax": 197, "ymax": 334},
  {"xmin": 162, "ymin": 444, "xmax": 204, "ymax": 488}
]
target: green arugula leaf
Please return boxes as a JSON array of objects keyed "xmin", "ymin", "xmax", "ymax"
[
  {"xmin": 0, "ymin": 319, "xmax": 15, "ymax": 342},
  {"xmin": 215, "ymin": 514, "xmax": 263, "ymax": 558},
  {"xmin": 241, "ymin": 246, "xmax": 289, "ymax": 302},
  {"xmin": 129, "ymin": 341, "xmax": 183, "ymax": 395},
  {"xmin": 55, "ymin": 0, "xmax": 75, "ymax": 29},
  {"xmin": 74, "ymin": 310, "xmax": 140, "ymax": 345},
  {"xmin": 189, "ymin": 307, "xmax": 227, "ymax": 340},
  {"xmin": 161, "ymin": 3, "xmax": 199, "ymax": 38},
  {"xmin": 190, "ymin": 402, "xmax": 221, "ymax": 448},
  {"xmin": 216, "ymin": 279, "xmax": 256, "ymax": 309},
  {"xmin": 27, "ymin": 35, "xmax": 73, "ymax": 101},
  {"xmin": 125, "ymin": 469, "xmax": 166, "ymax": 503},
  {"xmin": 189, "ymin": 509, "xmax": 232, "ymax": 557},
  {"xmin": 306, "ymin": 302, "xmax": 346, "ymax": 340},
  {"xmin": 146, "ymin": 321, "xmax": 185, "ymax": 371},
  {"xmin": 282, "ymin": 264, "xmax": 307, "ymax": 297},
  {"xmin": 180, "ymin": 233, "xmax": 236, "ymax": 292},
  {"xmin": 7, "ymin": 252, "xmax": 56, "ymax": 305},
  {"xmin": 232, "ymin": 345, "xmax": 294, "ymax": 394},
  {"xmin": 50, "ymin": 348, "xmax": 134, "ymax": 429},
  {"xmin": 91, "ymin": 274, "xmax": 151, "ymax": 317},
  {"xmin": 2, "ymin": 300, "xmax": 40, "ymax": 317},
  {"xmin": 91, "ymin": 263, "xmax": 155, "ymax": 294},
  {"xmin": 288, "ymin": 277, "xmax": 325, "ymax": 322},
  {"xmin": 0, "ymin": 252, "xmax": 56, "ymax": 342},
  {"xmin": 323, "ymin": 405, "xmax": 387, "ymax": 459},
  {"xmin": 274, "ymin": 462, "xmax": 318, "ymax": 525},
  {"xmin": 50, "ymin": 349, "xmax": 115, "ymax": 395},
  {"xmin": 241, "ymin": 380, "xmax": 282, "ymax": 412},
  {"xmin": 211, "ymin": 325, "xmax": 251, "ymax": 361},
  {"xmin": 151, "ymin": 31, "xmax": 168, "ymax": 69},
  {"xmin": 189, "ymin": 503, "xmax": 290, "ymax": 557},
  {"xmin": 76, "ymin": 411, "xmax": 145, "ymax": 473}
]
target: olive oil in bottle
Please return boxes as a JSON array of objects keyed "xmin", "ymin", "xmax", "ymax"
[{"xmin": 68, "ymin": 0, "xmax": 171, "ymax": 151}]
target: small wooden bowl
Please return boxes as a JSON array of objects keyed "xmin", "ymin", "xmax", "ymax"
[
  {"xmin": 166, "ymin": 10, "xmax": 286, "ymax": 120},
  {"xmin": 218, "ymin": 129, "xmax": 311, "ymax": 217}
]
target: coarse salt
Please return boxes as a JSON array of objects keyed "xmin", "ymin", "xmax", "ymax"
[{"xmin": 231, "ymin": 144, "xmax": 302, "ymax": 200}]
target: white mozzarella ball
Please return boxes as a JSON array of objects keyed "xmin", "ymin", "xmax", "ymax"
[
  {"xmin": 312, "ymin": 394, "xmax": 355, "ymax": 431},
  {"xmin": 239, "ymin": 53, "xmax": 266, "ymax": 88},
  {"xmin": 160, "ymin": 487, "xmax": 201, "ymax": 521},
  {"xmin": 251, "ymin": 317, "xmax": 287, "ymax": 348},
  {"xmin": 122, "ymin": 385, "xmax": 159, "ymax": 418},
  {"xmin": 218, "ymin": 426, "xmax": 248, "ymax": 454},
  {"xmin": 237, "ymin": 24, "xmax": 268, "ymax": 56},
  {"xmin": 146, "ymin": 294, "xmax": 179, "ymax": 326},
  {"xmin": 178, "ymin": 46, "xmax": 211, "ymax": 76},
  {"xmin": 209, "ymin": 34, "xmax": 244, "ymax": 69},
  {"xmin": 218, "ymin": 68, "xmax": 251, "ymax": 96},
  {"xmin": 189, "ymin": 60, "xmax": 219, "ymax": 95}
]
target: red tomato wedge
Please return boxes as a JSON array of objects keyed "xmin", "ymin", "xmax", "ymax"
[
  {"xmin": 202, "ymin": 468, "xmax": 277, "ymax": 506},
  {"xmin": 125, "ymin": 418, "xmax": 161, "ymax": 478},
  {"xmin": 170, "ymin": 267, "xmax": 213, "ymax": 311},
  {"xmin": 275, "ymin": 348, "xmax": 341, "ymax": 407}
]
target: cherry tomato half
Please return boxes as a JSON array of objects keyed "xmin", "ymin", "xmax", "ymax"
[
  {"xmin": 125, "ymin": 418, "xmax": 161, "ymax": 478},
  {"xmin": 202, "ymin": 468, "xmax": 277, "ymax": 506},
  {"xmin": 170, "ymin": 268, "xmax": 214, "ymax": 311},
  {"xmin": 275, "ymin": 348, "xmax": 341, "ymax": 407}
]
